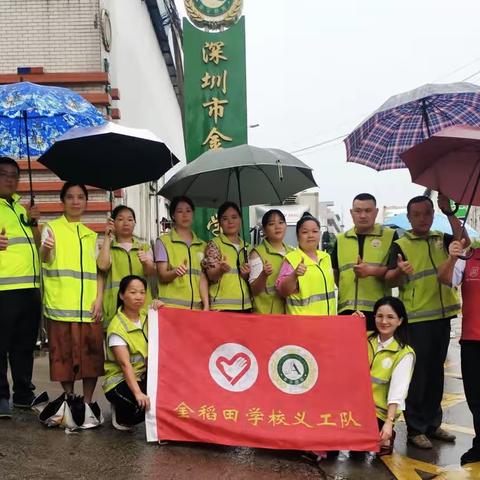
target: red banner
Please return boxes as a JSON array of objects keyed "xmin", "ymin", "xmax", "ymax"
[{"xmin": 146, "ymin": 309, "xmax": 379, "ymax": 451}]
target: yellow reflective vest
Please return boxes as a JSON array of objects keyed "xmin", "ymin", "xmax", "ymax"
[
  {"xmin": 337, "ymin": 224, "xmax": 394, "ymax": 313},
  {"xmin": 395, "ymin": 230, "xmax": 461, "ymax": 323},
  {"xmin": 252, "ymin": 240, "xmax": 293, "ymax": 314},
  {"xmin": 158, "ymin": 229, "xmax": 206, "ymax": 309},
  {"xmin": 103, "ymin": 308, "xmax": 148, "ymax": 393},
  {"xmin": 0, "ymin": 194, "xmax": 40, "ymax": 291},
  {"xmin": 209, "ymin": 234, "xmax": 252, "ymax": 311},
  {"xmin": 42, "ymin": 215, "xmax": 97, "ymax": 322},
  {"xmin": 368, "ymin": 335, "xmax": 415, "ymax": 421},
  {"xmin": 103, "ymin": 238, "xmax": 152, "ymax": 327},
  {"xmin": 284, "ymin": 248, "xmax": 336, "ymax": 316}
]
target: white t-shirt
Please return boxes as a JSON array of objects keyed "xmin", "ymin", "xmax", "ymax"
[
  {"xmin": 452, "ymin": 258, "xmax": 466, "ymax": 287},
  {"xmin": 108, "ymin": 319, "xmax": 142, "ymax": 347}
]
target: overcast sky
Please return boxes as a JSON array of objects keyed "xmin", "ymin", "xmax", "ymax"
[{"xmin": 176, "ymin": 0, "xmax": 480, "ymax": 226}]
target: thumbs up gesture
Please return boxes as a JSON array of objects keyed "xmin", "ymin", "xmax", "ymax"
[
  {"xmin": 263, "ymin": 260, "xmax": 273, "ymax": 277},
  {"xmin": 0, "ymin": 227, "xmax": 8, "ymax": 251},
  {"xmin": 295, "ymin": 257, "xmax": 307, "ymax": 277},
  {"xmin": 175, "ymin": 258, "xmax": 188, "ymax": 277},
  {"xmin": 353, "ymin": 255, "xmax": 371, "ymax": 278},
  {"xmin": 137, "ymin": 249, "xmax": 149, "ymax": 264},
  {"xmin": 219, "ymin": 254, "xmax": 231, "ymax": 273},
  {"xmin": 42, "ymin": 228, "xmax": 55, "ymax": 251},
  {"xmin": 397, "ymin": 253, "xmax": 414, "ymax": 276},
  {"xmin": 448, "ymin": 239, "xmax": 466, "ymax": 258}
]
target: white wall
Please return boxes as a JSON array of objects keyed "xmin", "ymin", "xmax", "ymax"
[{"xmin": 102, "ymin": 0, "xmax": 185, "ymax": 242}]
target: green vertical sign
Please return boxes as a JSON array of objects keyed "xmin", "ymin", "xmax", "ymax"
[{"xmin": 183, "ymin": 17, "xmax": 248, "ymax": 241}]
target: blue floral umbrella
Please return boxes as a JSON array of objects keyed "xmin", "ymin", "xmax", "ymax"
[{"xmin": 0, "ymin": 82, "xmax": 106, "ymax": 205}]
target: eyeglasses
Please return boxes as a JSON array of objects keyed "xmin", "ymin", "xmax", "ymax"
[{"xmin": 0, "ymin": 171, "xmax": 20, "ymax": 180}]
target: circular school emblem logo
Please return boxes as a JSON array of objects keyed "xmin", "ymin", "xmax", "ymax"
[
  {"xmin": 185, "ymin": 0, "xmax": 243, "ymax": 30},
  {"xmin": 268, "ymin": 345, "xmax": 318, "ymax": 394},
  {"xmin": 209, "ymin": 343, "xmax": 258, "ymax": 392},
  {"xmin": 382, "ymin": 358, "xmax": 393, "ymax": 369},
  {"xmin": 371, "ymin": 239, "xmax": 382, "ymax": 248}
]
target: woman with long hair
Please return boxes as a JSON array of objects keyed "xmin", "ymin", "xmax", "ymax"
[
  {"xmin": 156, "ymin": 196, "xmax": 209, "ymax": 310},
  {"xmin": 97, "ymin": 205, "xmax": 155, "ymax": 328},
  {"xmin": 276, "ymin": 212, "xmax": 336, "ymax": 315},
  {"xmin": 204, "ymin": 201, "xmax": 252, "ymax": 312},
  {"xmin": 250, "ymin": 209, "xmax": 293, "ymax": 314},
  {"xmin": 367, "ymin": 296, "xmax": 415, "ymax": 455}
]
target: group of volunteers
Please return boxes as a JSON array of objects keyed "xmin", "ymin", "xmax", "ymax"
[{"xmin": 1, "ymin": 154, "xmax": 479, "ymax": 466}]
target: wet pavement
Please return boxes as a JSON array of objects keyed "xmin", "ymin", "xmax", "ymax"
[{"xmin": 1, "ymin": 319, "xmax": 479, "ymax": 480}]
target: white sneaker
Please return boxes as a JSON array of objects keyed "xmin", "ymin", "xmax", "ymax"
[{"xmin": 111, "ymin": 405, "xmax": 133, "ymax": 431}]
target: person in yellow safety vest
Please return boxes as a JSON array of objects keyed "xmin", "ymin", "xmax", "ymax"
[
  {"xmin": 366, "ymin": 296, "xmax": 415, "ymax": 456},
  {"xmin": 103, "ymin": 275, "xmax": 163, "ymax": 431},
  {"xmin": 0, "ymin": 156, "xmax": 42, "ymax": 418},
  {"xmin": 97, "ymin": 205, "xmax": 156, "ymax": 328},
  {"xmin": 332, "ymin": 193, "xmax": 397, "ymax": 330},
  {"xmin": 276, "ymin": 212, "xmax": 336, "ymax": 316},
  {"xmin": 385, "ymin": 194, "xmax": 469, "ymax": 449},
  {"xmin": 249, "ymin": 209, "xmax": 293, "ymax": 314},
  {"xmin": 155, "ymin": 196, "xmax": 209, "ymax": 310},
  {"xmin": 203, "ymin": 201, "xmax": 252, "ymax": 312},
  {"xmin": 40, "ymin": 182, "xmax": 105, "ymax": 428}
]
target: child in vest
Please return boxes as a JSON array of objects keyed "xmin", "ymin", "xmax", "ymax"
[
  {"xmin": 103, "ymin": 275, "xmax": 163, "ymax": 431},
  {"xmin": 366, "ymin": 296, "xmax": 415, "ymax": 456}
]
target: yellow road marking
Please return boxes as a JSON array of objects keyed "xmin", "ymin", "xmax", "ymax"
[
  {"xmin": 381, "ymin": 452, "xmax": 480, "ymax": 479},
  {"xmin": 445, "ymin": 372, "xmax": 462, "ymax": 379},
  {"xmin": 442, "ymin": 393, "xmax": 466, "ymax": 409},
  {"xmin": 441, "ymin": 423, "xmax": 475, "ymax": 436}
]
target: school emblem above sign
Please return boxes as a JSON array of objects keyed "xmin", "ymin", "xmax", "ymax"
[{"xmin": 184, "ymin": 0, "xmax": 243, "ymax": 30}]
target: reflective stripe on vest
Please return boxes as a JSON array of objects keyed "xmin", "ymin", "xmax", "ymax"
[
  {"xmin": 396, "ymin": 231, "xmax": 460, "ymax": 322},
  {"xmin": 368, "ymin": 336, "xmax": 415, "ymax": 421},
  {"xmin": 286, "ymin": 291, "xmax": 336, "ymax": 307},
  {"xmin": 0, "ymin": 275, "xmax": 40, "ymax": 285},
  {"xmin": 209, "ymin": 234, "xmax": 252, "ymax": 311},
  {"xmin": 337, "ymin": 225, "xmax": 394, "ymax": 313},
  {"xmin": 252, "ymin": 240, "xmax": 293, "ymax": 315},
  {"xmin": 42, "ymin": 216, "xmax": 97, "ymax": 323},
  {"xmin": 103, "ymin": 309, "xmax": 148, "ymax": 393},
  {"xmin": 44, "ymin": 306, "xmax": 92, "ymax": 319},
  {"xmin": 102, "ymin": 240, "xmax": 151, "ymax": 327},
  {"xmin": 43, "ymin": 269, "xmax": 97, "ymax": 280},
  {"xmin": 0, "ymin": 195, "xmax": 40, "ymax": 291},
  {"xmin": 284, "ymin": 248, "xmax": 336, "ymax": 316},
  {"xmin": 158, "ymin": 297, "xmax": 203, "ymax": 309},
  {"xmin": 158, "ymin": 230, "xmax": 206, "ymax": 311}
]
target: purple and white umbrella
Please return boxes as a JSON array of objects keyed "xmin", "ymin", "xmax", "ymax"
[{"xmin": 344, "ymin": 82, "xmax": 480, "ymax": 170}]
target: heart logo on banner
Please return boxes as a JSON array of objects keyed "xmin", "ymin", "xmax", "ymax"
[{"xmin": 216, "ymin": 353, "xmax": 251, "ymax": 386}]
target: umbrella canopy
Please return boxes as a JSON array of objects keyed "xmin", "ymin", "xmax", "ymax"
[
  {"xmin": 39, "ymin": 122, "xmax": 180, "ymax": 191},
  {"xmin": 400, "ymin": 125, "xmax": 480, "ymax": 207},
  {"xmin": 0, "ymin": 81, "xmax": 105, "ymax": 203},
  {"xmin": 0, "ymin": 82, "xmax": 105, "ymax": 157},
  {"xmin": 344, "ymin": 82, "xmax": 480, "ymax": 170},
  {"xmin": 158, "ymin": 144, "xmax": 317, "ymax": 208},
  {"xmin": 384, "ymin": 212, "xmax": 480, "ymax": 239}
]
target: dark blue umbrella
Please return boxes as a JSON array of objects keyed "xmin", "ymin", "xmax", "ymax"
[{"xmin": 0, "ymin": 82, "xmax": 105, "ymax": 209}]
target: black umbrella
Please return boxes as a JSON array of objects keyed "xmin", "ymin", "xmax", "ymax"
[{"xmin": 39, "ymin": 122, "xmax": 179, "ymax": 194}]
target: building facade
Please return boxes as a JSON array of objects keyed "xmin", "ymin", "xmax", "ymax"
[{"xmin": 0, "ymin": 0, "xmax": 185, "ymax": 241}]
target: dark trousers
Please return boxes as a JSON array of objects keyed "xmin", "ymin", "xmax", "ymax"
[
  {"xmin": 404, "ymin": 318, "xmax": 451, "ymax": 435},
  {"xmin": 0, "ymin": 288, "xmax": 41, "ymax": 401},
  {"xmin": 461, "ymin": 340, "xmax": 480, "ymax": 451},
  {"xmin": 105, "ymin": 378, "xmax": 147, "ymax": 426}
]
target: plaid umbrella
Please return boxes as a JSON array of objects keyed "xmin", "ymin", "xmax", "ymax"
[{"xmin": 344, "ymin": 82, "xmax": 480, "ymax": 170}]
